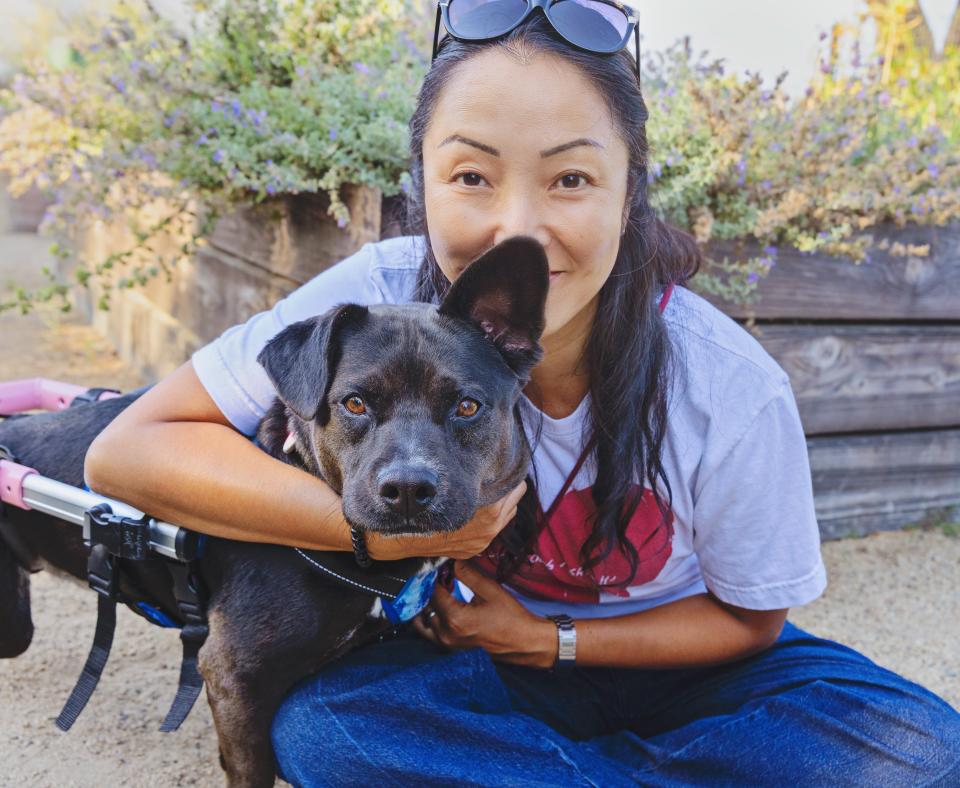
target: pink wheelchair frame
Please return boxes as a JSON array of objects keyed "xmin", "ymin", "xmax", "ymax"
[{"xmin": 0, "ymin": 377, "xmax": 190, "ymax": 560}]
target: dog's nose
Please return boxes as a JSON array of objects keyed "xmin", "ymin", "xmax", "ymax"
[{"xmin": 377, "ymin": 465, "xmax": 438, "ymax": 517}]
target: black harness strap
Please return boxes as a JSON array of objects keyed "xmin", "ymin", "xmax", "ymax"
[
  {"xmin": 56, "ymin": 545, "xmax": 118, "ymax": 731},
  {"xmin": 159, "ymin": 561, "xmax": 209, "ymax": 733},
  {"xmin": 56, "ymin": 503, "xmax": 210, "ymax": 733}
]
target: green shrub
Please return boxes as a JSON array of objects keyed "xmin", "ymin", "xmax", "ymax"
[
  {"xmin": 646, "ymin": 33, "xmax": 959, "ymax": 304},
  {"xmin": 0, "ymin": 0, "xmax": 427, "ymax": 313}
]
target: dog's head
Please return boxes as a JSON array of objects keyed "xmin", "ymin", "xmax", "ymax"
[{"xmin": 256, "ymin": 236, "xmax": 548, "ymax": 535}]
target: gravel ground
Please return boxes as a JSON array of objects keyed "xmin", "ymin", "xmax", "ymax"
[{"xmin": 1, "ymin": 233, "xmax": 957, "ymax": 786}]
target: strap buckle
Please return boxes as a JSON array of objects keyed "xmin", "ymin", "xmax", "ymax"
[{"xmin": 83, "ymin": 503, "xmax": 153, "ymax": 562}]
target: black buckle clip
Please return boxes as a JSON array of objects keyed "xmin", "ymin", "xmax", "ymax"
[
  {"xmin": 83, "ymin": 503, "xmax": 153, "ymax": 562},
  {"xmin": 87, "ymin": 544, "xmax": 118, "ymax": 598}
]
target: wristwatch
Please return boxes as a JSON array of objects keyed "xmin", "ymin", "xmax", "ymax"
[{"xmin": 547, "ymin": 614, "xmax": 577, "ymax": 675}]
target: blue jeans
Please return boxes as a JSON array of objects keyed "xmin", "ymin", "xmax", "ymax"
[{"xmin": 271, "ymin": 621, "xmax": 960, "ymax": 786}]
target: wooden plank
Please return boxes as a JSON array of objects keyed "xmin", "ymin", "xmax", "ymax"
[
  {"xmin": 208, "ymin": 187, "xmax": 380, "ymax": 285},
  {"xmin": 699, "ymin": 223, "xmax": 960, "ymax": 320},
  {"xmin": 756, "ymin": 324, "xmax": 960, "ymax": 435},
  {"xmin": 807, "ymin": 428, "xmax": 960, "ymax": 540}
]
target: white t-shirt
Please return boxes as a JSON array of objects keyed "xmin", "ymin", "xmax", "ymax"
[{"xmin": 191, "ymin": 235, "xmax": 827, "ymax": 619}]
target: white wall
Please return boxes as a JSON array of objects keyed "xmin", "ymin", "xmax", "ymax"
[{"xmin": 641, "ymin": 0, "xmax": 955, "ymax": 98}]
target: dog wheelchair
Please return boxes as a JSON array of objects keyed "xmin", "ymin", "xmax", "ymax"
[
  {"xmin": 0, "ymin": 376, "xmax": 446, "ymax": 740},
  {"xmin": 0, "ymin": 377, "xmax": 207, "ymax": 733}
]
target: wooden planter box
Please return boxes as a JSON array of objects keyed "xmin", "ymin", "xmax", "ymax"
[
  {"xmin": 701, "ymin": 223, "xmax": 960, "ymax": 539},
  {"xmin": 74, "ymin": 185, "xmax": 382, "ymax": 380}
]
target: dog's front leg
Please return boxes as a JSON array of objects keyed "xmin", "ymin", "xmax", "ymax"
[
  {"xmin": 200, "ymin": 607, "xmax": 293, "ymax": 788},
  {"xmin": 198, "ymin": 544, "xmax": 391, "ymax": 787}
]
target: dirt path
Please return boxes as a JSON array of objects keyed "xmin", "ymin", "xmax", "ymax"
[{"xmin": 1, "ymin": 232, "xmax": 957, "ymax": 786}]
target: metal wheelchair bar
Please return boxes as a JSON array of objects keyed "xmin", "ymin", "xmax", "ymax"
[{"xmin": 1, "ymin": 461, "xmax": 198, "ymax": 562}]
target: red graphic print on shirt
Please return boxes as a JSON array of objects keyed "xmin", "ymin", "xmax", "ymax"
[{"xmin": 473, "ymin": 485, "xmax": 674, "ymax": 603}]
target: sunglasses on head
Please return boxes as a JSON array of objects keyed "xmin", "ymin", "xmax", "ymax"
[{"xmin": 431, "ymin": 0, "xmax": 641, "ymax": 81}]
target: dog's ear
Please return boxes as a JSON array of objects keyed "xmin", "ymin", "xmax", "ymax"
[
  {"xmin": 257, "ymin": 304, "xmax": 368, "ymax": 424},
  {"xmin": 438, "ymin": 236, "xmax": 549, "ymax": 379}
]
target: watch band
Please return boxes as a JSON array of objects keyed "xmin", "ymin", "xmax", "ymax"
[{"xmin": 547, "ymin": 614, "xmax": 576, "ymax": 675}]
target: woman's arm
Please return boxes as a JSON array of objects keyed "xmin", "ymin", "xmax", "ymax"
[
  {"xmin": 84, "ymin": 361, "xmax": 522, "ymax": 558},
  {"xmin": 415, "ymin": 561, "xmax": 787, "ymax": 669}
]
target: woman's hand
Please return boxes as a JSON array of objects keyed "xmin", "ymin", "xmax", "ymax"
[
  {"xmin": 411, "ymin": 560, "xmax": 557, "ymax": 669},
  {"xmin": 366, "ymin": 481, "xmax": 527, "ymax": 561}
]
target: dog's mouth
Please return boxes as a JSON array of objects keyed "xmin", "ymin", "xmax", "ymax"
[{"xmin": 344, "ymin": 506, "xmax": 467, "ymax": 538}]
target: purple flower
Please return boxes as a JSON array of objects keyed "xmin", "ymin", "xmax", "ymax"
[
  {"xmin": 295, "ymin": 65, "xmax": 306, "ymax": 77},
  {"xmin": 196, "ymin": 134, "xmax": 209, "ymax": 146},
  {"xmin": 761, "ymin": 180, "xmax": 772, "ymax": 190},
  {"xmin": 400, "ymin": 181, "xmax": 410, "ymax": 194},
  {"xmin": 211, "ymin": 100, "xmax": 222, "ymax": 113},
  {"xmin": 337, "ymin": 217, "xmax": 347, "ymax": 228},
  {"xmin": 927, "ymin": 164, "xmax": 940, "ymax": 179},
  {"xmin": 212, "ymin": 149, "xmax": 226, "ymax": 164},
  {"xmin": 747, "ymin": 272, "xmax": 760, "ymax": 284},
  {"xmin": 231, "ymin": 99, "xmax": 243, "ymax": 118},
  {"xmin": 353, "ymin": 61, "xmax": 370, "ymax": 74},
  {"xmin": 329, "ymin": 128, "xmax": 338, "ymax": 141},
  {"xmin": 376, "ymin": 90, "xmax": 388, "ymax": 100},
  {"xmin": 879, "ymin": 92, "xmax": 891, "ymax": 107},
  {"xmin": 163, "ymin": 115, "xmax": 176, "ymax": 128},
  {"xmin": 266, "ymin": 183, "xmax": 277, "ymax": 195},
  {"xmin": 907, "ymin": 136, "xmax": 919, "ymax": 148},
  {"xmin": 111, "ymin": 77, "xmax": 126, "ymax": 94},
  {"xmin": 763, "ymin": 246, "xmax": 778, "ymax": 256}
]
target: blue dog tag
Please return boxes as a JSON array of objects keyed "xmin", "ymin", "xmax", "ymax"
[{"xmin": 380, "ymin": 568, "xmax": 439, "ymax": 625}]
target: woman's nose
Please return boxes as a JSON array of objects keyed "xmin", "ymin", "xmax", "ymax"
[{"xmin": 493, "ymin": 196, "xmax": 551, "ymax": 249}]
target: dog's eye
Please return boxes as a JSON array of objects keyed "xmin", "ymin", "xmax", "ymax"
[
  {"xmin": 455, "ymin": 398, "xmax": 480, "ymax": 418},
  {"xmin": 343, "ymin": 395, "xmax": 367, "ymax": 415}
]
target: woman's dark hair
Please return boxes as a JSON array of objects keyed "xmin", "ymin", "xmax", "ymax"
[{"xmin": 402, "ymin": 15, "xmax": 702, "ymax": 588}]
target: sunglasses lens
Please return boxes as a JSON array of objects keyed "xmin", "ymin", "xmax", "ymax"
[
  {"xmin": 549, "ymin": 0, "xmax": 630, "ymax": 52},
  {"xmin": 448, "ymin": 0, "xmax": 529, "ymax": 38}
]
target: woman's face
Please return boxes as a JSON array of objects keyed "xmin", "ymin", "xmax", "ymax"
[{"xmin": 422, "ymin": 47, "xmax": 631, "ymax": 341}]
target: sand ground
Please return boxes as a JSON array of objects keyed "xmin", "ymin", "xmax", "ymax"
[{"xmin": 1, "ymin": 232, "xmax": 957, "ymax": 786}]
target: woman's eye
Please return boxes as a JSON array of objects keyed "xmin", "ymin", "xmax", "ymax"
[
  {"xmin": 557, "ymin": 173, "xmax": 588, "ymax": 189},
  {"xmin": 343, "ymin": 395, "xmax": 367, "ymax": 415},
  {"xmin": 454, "ymin": 171, "xmax": 486, "ymax": 187},
  {"xmin": 455, "ymin": 398, "xmax": 480, "ymax": 418}
]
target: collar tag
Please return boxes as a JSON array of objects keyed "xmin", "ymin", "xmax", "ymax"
[{"xmin": 380, "ymin": 567, "xmax": 439, "ymax": 625}]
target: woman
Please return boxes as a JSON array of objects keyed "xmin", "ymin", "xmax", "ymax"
[{"xmin": 86, "ymin": 7, "xmax": 960, "ymax": 786}]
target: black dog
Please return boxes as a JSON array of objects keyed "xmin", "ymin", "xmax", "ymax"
[{"xmin": 0, "ymin": 237, "xmax": 548, "ymax": 786}]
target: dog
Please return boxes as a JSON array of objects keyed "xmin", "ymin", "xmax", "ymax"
[{"xmin": 0, "ymin": 236, "xmax": 548, "ymax": 787}]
